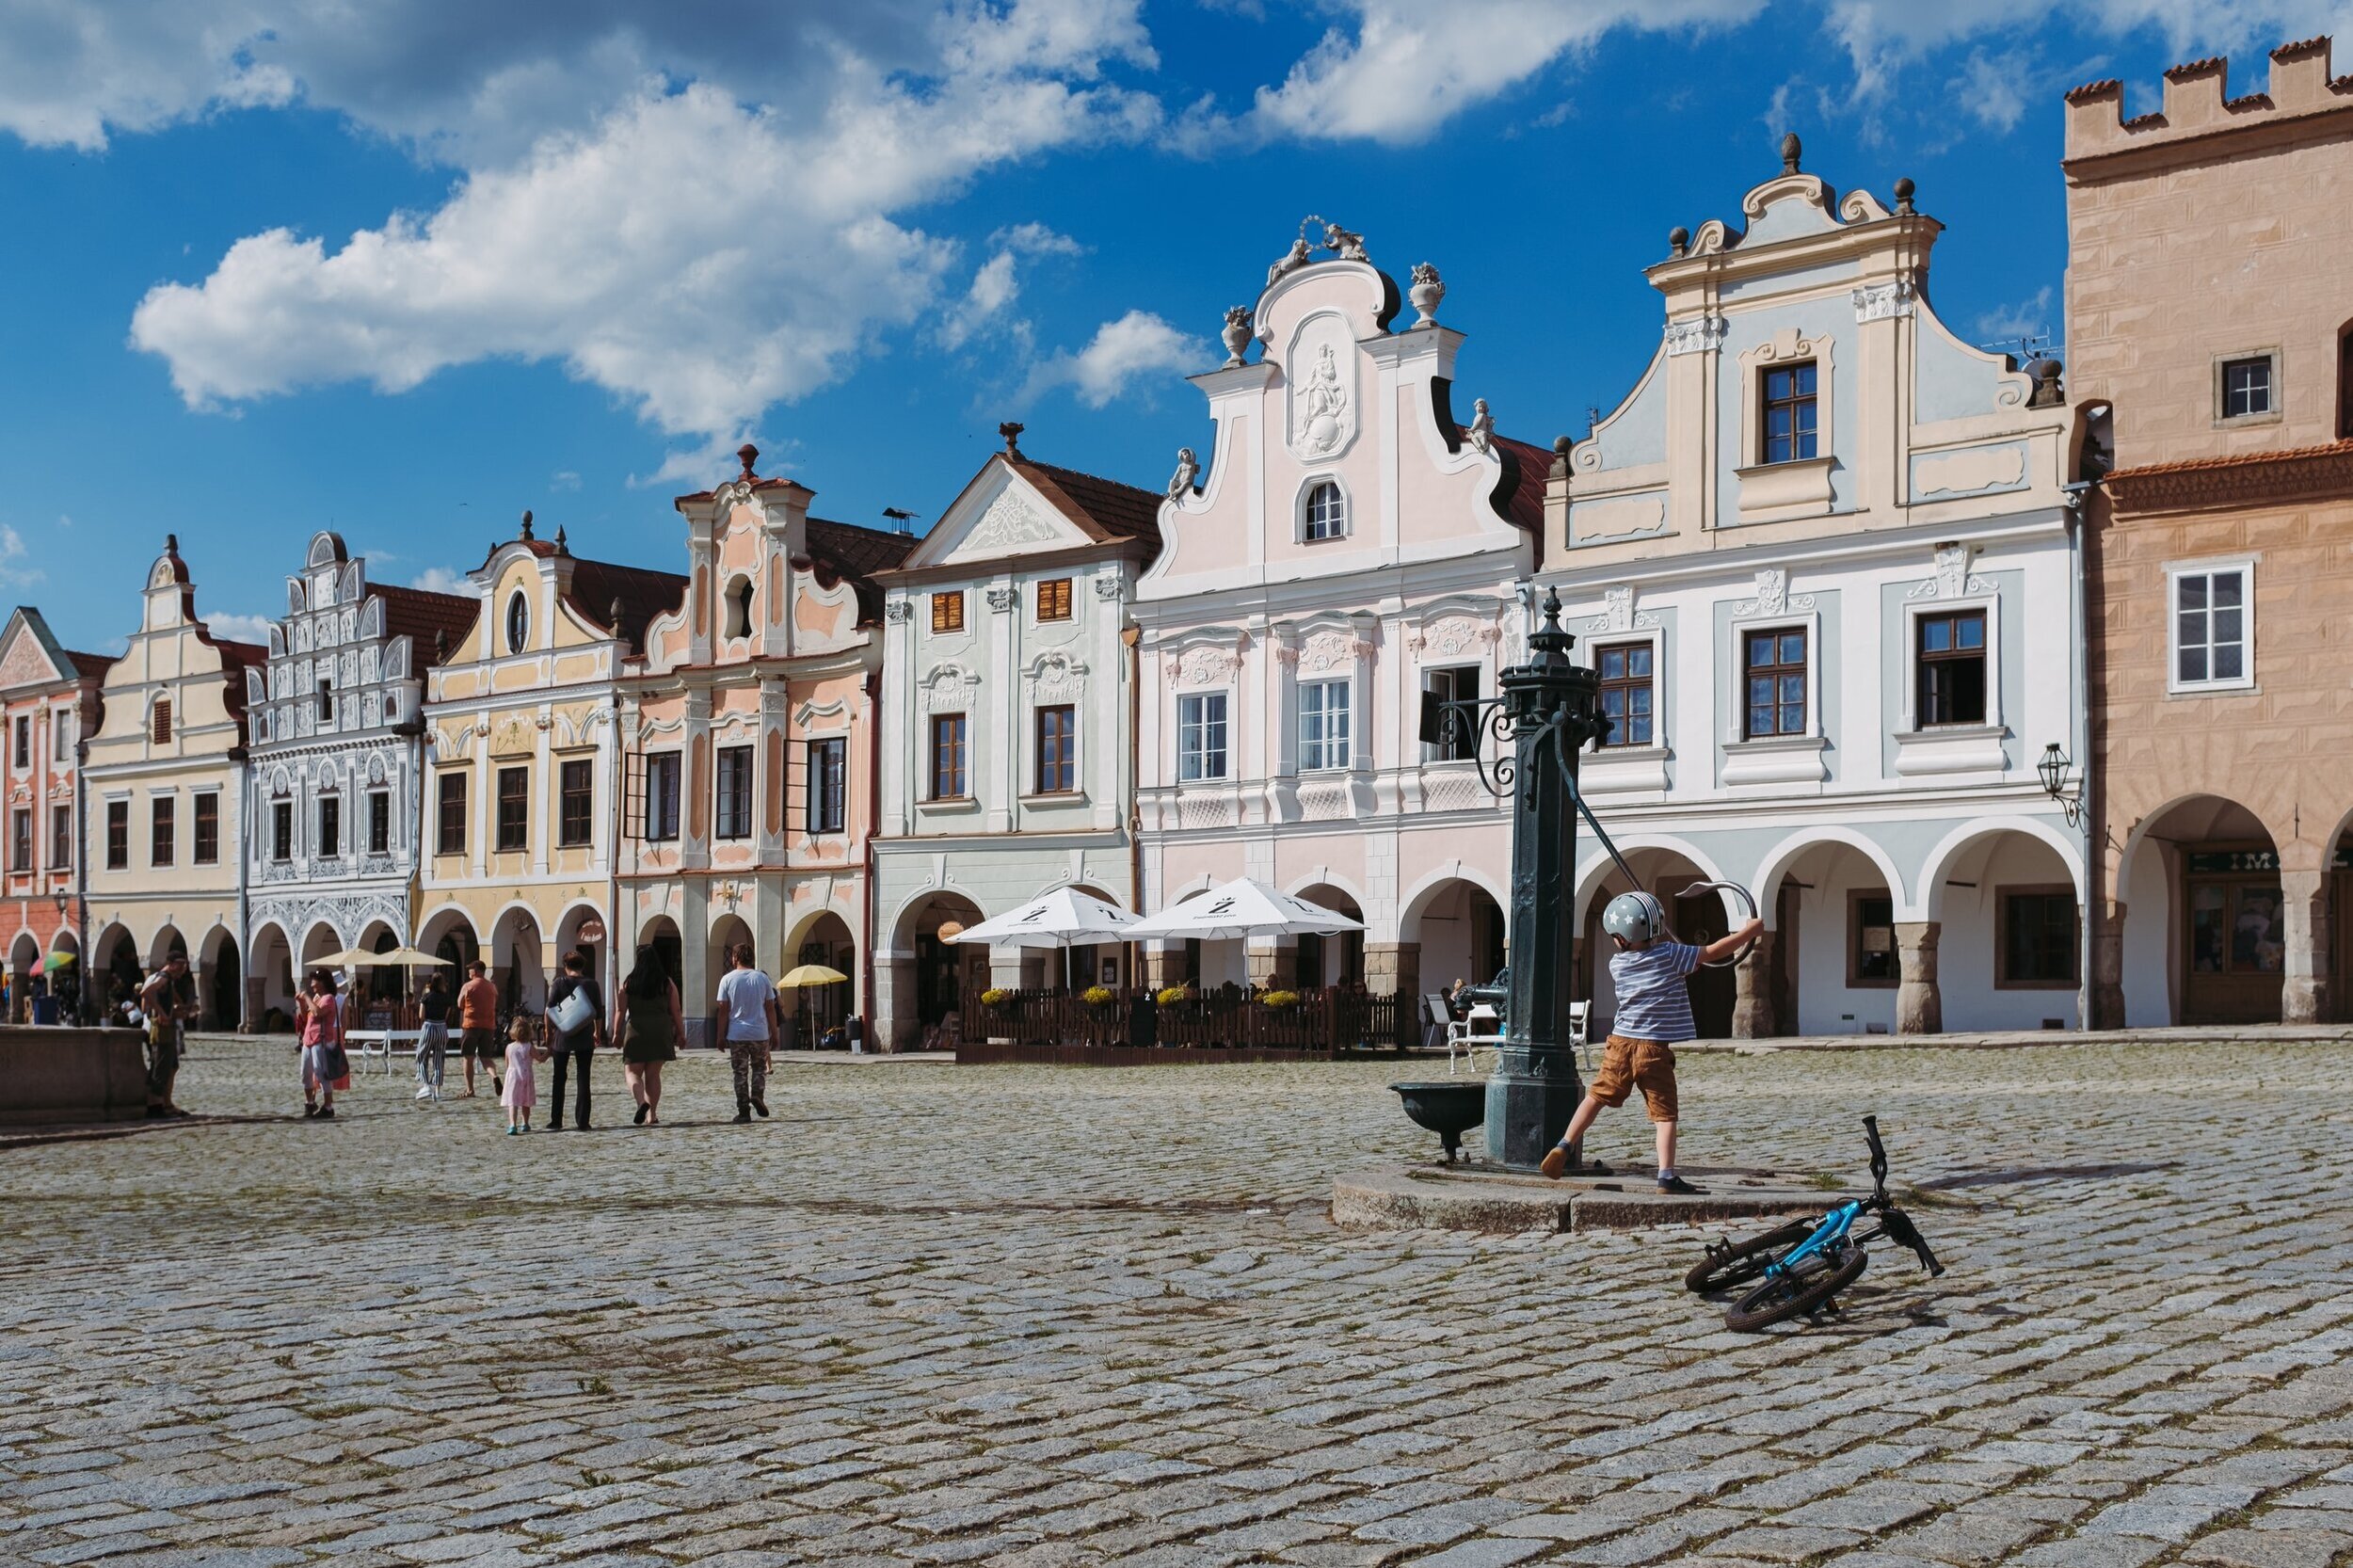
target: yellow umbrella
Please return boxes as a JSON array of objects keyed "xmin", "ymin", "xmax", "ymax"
[
  {"xmin": 369, "ymin": 946, "xmax": 445, "ymax": 966},
  {"xmin": 310, "ymin": 948, "xmax": 377, "ymax": 968},
  {"xmin": 778, "ymin": 964, "xmax": 849, "ymax": 987}
]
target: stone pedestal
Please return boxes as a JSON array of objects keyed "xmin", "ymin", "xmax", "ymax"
[
  {"xmin": 1895, "ymin": 920, "xmax": 1942, "ymax": 1034},
  {"xmin": 1730, "ymin": 930, "xmax": 1777, "ymax": 1037},
  {"xmin": 872, "ymin": 956, "xmax": 917, "ymax": 1051},
  {"xmin": 2282, "ymin": 870, "xmax": 2330, "ymax": 1025},
  {"xmin": 2090, "ymin": 898, "xmax": 2127, "ymax": 1029}
]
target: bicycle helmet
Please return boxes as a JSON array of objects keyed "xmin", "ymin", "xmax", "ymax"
[{"xmin": 1602, "ymin": 890, "xmax": 1667, "ymax": 945}]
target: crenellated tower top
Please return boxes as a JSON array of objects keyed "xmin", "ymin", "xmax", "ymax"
[{"xmin": 2065, "ymin": 36, "xmax": 2352, "ymax": 167}]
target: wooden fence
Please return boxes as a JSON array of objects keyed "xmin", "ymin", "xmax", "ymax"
[{"xmin": 962, "ymin": 987, "xmax": 1408, "ymax": 1053}]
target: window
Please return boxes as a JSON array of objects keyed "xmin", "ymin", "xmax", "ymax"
[
  {"xmin": 11, "ymin": 716, "xmax": 26, "ymax": 770},
  {"xmin": 1425, "ymin": 666, "xmax": 1483, "ymax": 760},
  {"xmin": 50, "ymin": 804, "xmax": 70, "ymax": 870},
  {"xmin": 1595, "ymin": 644, "xmax": 1653, "ymax": 747},
  {"xmin": 559, "ymin": 759, "xmax": 593, "ymax": 846},
  {"xmin": 1178, "ymin": 693, "xmax": 1227, "ymax": 782},
  {"xmin": 151, "ymin": 699, "xmax": 172, "ymax": 744},
  {"xmin": 1035, "ymin": 705, "xmax": 1077, "ymax": 792},
  {"xmin": 1035, "ymin": 578, "xmax": 1072, "ymax": 621},
  {"xmin": 194, "ymin": 792, "xmax": 217, "ymax": 864},
  {"xmin": 105, "ymin": 801, "xmax": 127, "ymax": 870},
  {"xmin": 437, "ymin": 773, "xmax": 468, "ymax": 856},
  {"xmin": 1761, "ymin": 362, "xmax": 1818, "ymax": 464},
  {"xmin": 368, "ymin": 790, "xmax": 391, "ymax": 855},
  {"xmin": 1915, "ymin": 610, "xmax": 1986, "ymax": 727},
  {"xmin": 713, "ymin": 745, "xmax": 752, "ymax": 840},
  {"xmin": 10, "ymin": 809, "xmax": 28, "ymax": 872},
  {"xmin": 1299, "ymin": 679, "xmax": 1352, "ymax": 771},
  {"xmin": 807, "ymin": 738, "xmax": 845, "ymax": 834},
  {"xmin": 725, "ymin": 576, "xmax": 754, "ymax": 639},
  {"xmin": 504, "ymin": 591, "xmax": 529, "ymax": 655},
  {"xmin": 1743, "ymin": 628, "xmax": 1808, "ymax": 739},
  {"xmin": 2000, "ymin": 889, "xmax": 2078, "ymax": 987},
  {"xmin": 151, "ymin": 796, "xmax": 174, "ymax": 867},
  {"xmin": 317, "ymin": 795, "xmax": 340, "ymax": 858},
  {"xmin": 930, "ymin": 714, "xmax": 968, "ymax": 800},
  {"xmin": 273, "ymin": 800, "xmax": 295, "ymax": 861},
  {"xmin": 2219, "ymin": 354, "xmax": 2274, "ymax": 420},
  {"xmin": 316, "ymin": 680, "xmax": 333, "ymax": 724},
  {"xmin": 495, "ymin": 766, "xmax": 528, "ymax": 852},
  {"xmin": 1849, "ymin": 893, "xmax": 1898, "ymax": 987},
  {"xmin": 2171, "ymin": 566, "xmax": 2250, "ymax": 690},
  {"xmin": 644, "ymin": 753, "xmax": 681, "ymax": 840},
  {"xmin": 931, "ymin": 591, "xmax": 966, "ymax": 633},
  {"xmin": 1304, "ymin": 481, "xmax": 1347, "ymax": 541},
  {"xmin": 52, "ymin": 708, "xmax": 71, "ymax": 762}
]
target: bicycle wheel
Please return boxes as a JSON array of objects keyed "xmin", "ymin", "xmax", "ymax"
[
  {"xmin": 1723, "ymin": 1245, "xmax": 1868, "ymax": 1332},
  {"xmin": 1684, "ymin": 1220, "xmax": 1815, "ymax": 1293}
]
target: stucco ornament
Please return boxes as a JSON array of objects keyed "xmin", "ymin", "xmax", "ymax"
[
  {"xmin": 965, "ymin": 488, "xmax": 1058, "ymax": 553},
  {"xmin": 1852, "ymin": 279, "xmax": 1917, "ymax": 323},
  {"xmin": 1662, "ymin": 315, "xmax": 1728, "ymax": 357},
  {"xmin": 920, "ymin": 664, "xmax": 982, "ymax": 713},
  {"xmin": 1589, "ymin": 585, "xmax": 1662, "ymax": 634},
  {"xmin": 1166, "ymin": 447, "xmax": 1199, "ymax": 499},
  {"xmin": 884, "ymin": 600, "xmax": 913, "ymax": 624},
  {"xmin": 1734, "ymin": 568, "xmax": 1816, "ymax": 617},
  {"xmin": 1464, "ymin": 398, "xmax": 1495, "ymax": 456},
  {"xmin": 1291, "ymin": 338, "xmax": 1354, "ymax": 458},
  {"xmin": 1026, "ymin": 651, "xmax": 1087, "ymax": 705},
  {"xmin": 1175, "ymin": 645, "xmax": 1240, "ymax": 688},
  {"xmin": 1093, "ymin": 576, "xmax": 1123, "ymax": 601},
  {"xmin": 984, "ymin": 586, "xmax": 1016, "ymax": 614},
  {"xmin": 1295, "ymin": 630, "xmax": 1365, "ymax": 675},
  {"xmin": 1417, "ymin": 616, "xmax": 1494, "ymax": 659},
  {"xmin": 1408, "ymin": 262, "xmax": 1445, "ymax": 327},
  {"xmin": 1905, "ymin": 543, "xmax": 1993, "ymax": 601}
]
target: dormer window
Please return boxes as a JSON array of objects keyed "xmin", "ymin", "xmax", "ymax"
[
  {"xmin": 1762, "ymin": 363, "xmax": 1817, "ymax": 463},
  {"xmin": 725, "ymin": 576, "xmax": 754, "ymax": 639},
  {"xmin": 504, "ymin": 591, "xmax": 529, "ymax": 654},
  {"xmin": 1304, "ymin": 481, "xmax": 1347, "ymax": 542}
]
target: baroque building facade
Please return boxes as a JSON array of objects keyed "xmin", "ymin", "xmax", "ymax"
[
  {"xmin": 870, "ymin": 427, "xmax": 1160, "ymax": 1048},
  {"xmin": 2067, "ymin": 38, "xmax": 2353, "ymax": 1026},
  {"xmin": 0, "ymin": 607, "xmax": 111, "ymax": 1017},
  {"xmin": 1132, "ymin": 226, "xmax": 1544, "ymax": 1002},
  {"xmin": 1545, "ymin": 141, "xmax": 2086, "ymax": 1036},
  {"xmin": 616, "ymin": 447, "xmax": 910, "ymax": 1047},
  {"xmin": 419, "ymin": 515, "xmax": 682, "ymax": 1017},
  {"xmin": 80, "ymin": 537, "xmax": 264, "ymax": 1028},
  {"xmin": 242, "ymin": 532, "xmax": 474, "ymax": 1023}
]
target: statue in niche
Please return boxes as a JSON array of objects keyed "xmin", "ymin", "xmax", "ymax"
[{"xmin": 1298, "ymin": 343, "xmax": 1350, "ymax": 455}]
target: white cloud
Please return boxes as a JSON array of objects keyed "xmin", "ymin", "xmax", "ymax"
[
  {"xmin": 1025, "ymin": 310, "xmax": 1201, "ymax": 408},
  {"xmin": 203, "ymin": 610, "xmax": 276, "ymax": 644},
  {"xmin": 1975, "ymin": 284, "xmax": 2055, "ymax": 344},
  {"xmin": 103, "ymin": 5, "xmax": 1158, "ymax": 443},
  {"xmin": 408, "ymin": 567, "xmax": 470, "ymax": 596},
  {"xmin": 549, "ymin": 470, "xmax": 581, "ymax": 492},
  {"xmin": 0, "ymin": 524, "xmax": 40, "ymax": 588}
]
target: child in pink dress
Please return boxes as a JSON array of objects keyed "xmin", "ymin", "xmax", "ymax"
[{"xmin": 501, "ymin": 1017, "xmax": 547, "ymax": 1135}]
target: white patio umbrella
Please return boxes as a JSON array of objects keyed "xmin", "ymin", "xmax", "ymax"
[
  {"xmin": 1125, "ymin": 877, "xmax": 1364, "ymax": 941},
  {"xmin": 948, "ymin": 888, "xmax": 1141, "ymax": 949}
]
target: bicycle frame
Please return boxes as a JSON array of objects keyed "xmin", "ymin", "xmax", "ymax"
[{"xmin": 1764, "ymin": 1200, "xmax": 1865, "ymax": 1280}]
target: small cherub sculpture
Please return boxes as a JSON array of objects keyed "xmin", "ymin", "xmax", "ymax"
[
  {"xmin": 1167, "ymin": 447, "xmax": 1199, "ymax": 499},
  {"xmin": 1465, "ymin": 397, "xmax": 1495, "ymax": 455},
  {"xmin": 1322, "ymin": 222, "xmax": 1368, "ymax": 261}
]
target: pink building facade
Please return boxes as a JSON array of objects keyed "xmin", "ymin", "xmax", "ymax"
[{"xmin": 1132, "ymin": 230, "xmax": 1545, "ymax": 1000}]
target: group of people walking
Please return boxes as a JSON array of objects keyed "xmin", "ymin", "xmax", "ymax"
[{"xmin": 281, "ymin": 940, "xmax": 789, "ymax": 1134}]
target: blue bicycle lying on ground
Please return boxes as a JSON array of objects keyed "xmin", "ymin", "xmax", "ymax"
[{"xmin": 1685, "ymin": 1115, "xmax": 1945, "ymax": 1331}]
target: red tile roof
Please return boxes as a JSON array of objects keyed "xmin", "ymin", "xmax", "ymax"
[
  {"xmin": 372, "ymin": 583, "xmax": 479, "ymax": 664},
  {"xmin": 2105, "ymin": 438, "xmax": 2353, "ymax": 477},
  {"xmin": 65, "ymin": 650, "xmax": 115, "ymax": 680},
  {"xmin": 564, "ymin": 557, "xmax": 690, "ymax": 653},
  {"xmin": 1011, "ymin": 456, "xmax": 1163, "ymax": 545}
]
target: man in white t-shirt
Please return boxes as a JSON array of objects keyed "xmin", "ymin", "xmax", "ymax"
[{"xmin": 713, "ymin": 944, "xmax": 778, "ymax": 1124}]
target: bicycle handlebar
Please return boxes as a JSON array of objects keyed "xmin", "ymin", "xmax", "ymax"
[{"xmin": 1862, "ymin": 1114, "xmax": 1889, "ymax": 1195}]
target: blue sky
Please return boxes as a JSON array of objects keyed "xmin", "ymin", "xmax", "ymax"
[{"xmin": 2, "ymin": 0, "xmax": 2344, "ymax": 653}]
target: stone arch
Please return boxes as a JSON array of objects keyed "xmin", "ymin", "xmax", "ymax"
[
  {"xmin": 1289, "ymin": 880, "xmax": 1366, "ymax": 990},
  {"xmin": 1918, "ymin": 817, "xmax": 2085, "ymax": 925},
  {"xmin": 1573, "ymin": 833, "xmax": 1726, "ymax": 928},
  {"xmin": 2114, "ymin": 792, "xmax": 2283, "ymax": 1027},
  {"xmin": 8, "ymin": 933, "xmax": 37, "ymax": 1022},
  {"xmin": 1577, "ymin": 839, "xmax": 1736, "ymax": 1040},
  {"xmin": 1750, "ymin": 826, "xmax": 1911, "ymax": 928},
  {"xmin": 552, "ymin": 900, "xmax": 609, "ymax": 991},
  {"xmin": 296, "ymin": 919, "xmax": 347, "ymax": 973},
  {"xmin": 199, "ymin": 923, "xmax": 241, "ymax": 1029},
  {"xmin": 489, "ymin": 903, "xmax": 547, "ymax": 1015},
  {"xmin": 706, "ymin": 911, "xmax": 756, "ymax": 1020},
  {"xmin": 248, "ymin": 920, "xmax": 296, "ymax": 1031},
  {"xmin": 149, "ymin": 923, "xmax": 189, "ymax": 968},
  {"xmin": 781, "ymin": 907, "xmax": 858, "ymax": 1048},
  {"xmin": 93, "ymin": 921, "xmax": 140, "ymax": 1014}
]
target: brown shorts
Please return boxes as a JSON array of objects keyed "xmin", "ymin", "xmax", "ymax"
[
  {"xmin": 461, "ymin": 1027, "xmax": 501, "ymax": 1060},
  {"xmin": 1587, "ymin": 1034, "xmax": 1679, "ymax": 1123}
]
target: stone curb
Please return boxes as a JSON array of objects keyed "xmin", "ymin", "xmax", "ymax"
[{"xmin": 1332, "ymin": 1162, "xmax": 1824, "ymax": 1234}]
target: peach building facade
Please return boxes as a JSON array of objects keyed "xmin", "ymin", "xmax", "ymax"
[
  {"xmin": 616, "ymin": 449, "xmax": 910, "ymax": 1046},
  {"xmin": 2066, "ymin": 38, "xmax": 2353, "ymax": 1025},
  {"xmin": 0, "ymin": 608, "xmax": 111, "ymax": 1018},
  {"xmin": 1132, "ymin": 229, "xmax": 1543, "ymax": 1000}
]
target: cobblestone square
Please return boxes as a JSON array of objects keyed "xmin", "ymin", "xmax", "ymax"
[{"xmin": 6, "ymin": 1038, "xmax": 2353, "ymax": 1566}]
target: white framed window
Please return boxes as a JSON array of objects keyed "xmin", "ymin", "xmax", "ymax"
[
  {"xmin": 2168, "ymin": 559, "xmax": 2254, "ymax": 694},
  {"xmin": 1896, "ymin": 591, "xmax": 2005, "ymax": 733},
  {"xmin": 1303, "ymin": 480, "xmax": 1348, "ymax": 542},
  {"xmin": 2215, "ymin": 350, "xmax": 2280, "ymax": 424},
  {"xmin": 52, "ymin": 707, "xmax": 72, "ymax": 762},
  {"xmin": 1178, "ymin": 692, "xmax": 1228, "ymax": 782},
  {"xmin": 1423, "ymin": 665, "xmax": 1483, "ymax": 761},
  {"xmin": 504, "ymin": 591, "xmax": 530, "ymax": 655},
  {"xmin": 1299, "ymin": 679, "xmax": 1352, "ymax": 771}
]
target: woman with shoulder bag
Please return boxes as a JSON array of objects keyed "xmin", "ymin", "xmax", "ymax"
[{"xmin": 296, "ymin": 968, "xmax": 348, "ymax": 1120}]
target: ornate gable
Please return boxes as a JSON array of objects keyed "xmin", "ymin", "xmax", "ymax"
[{"xmin": 920, "ymin": 466, "xmax": 1096, "ymax": 569}]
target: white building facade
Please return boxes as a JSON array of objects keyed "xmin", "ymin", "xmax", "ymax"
[
  {"xmin": 1545, "ymin": 143, "xmax": 2086, "ymax": 1037},
  {"xmin": 243, "ymin": 532, "xmax": 474, "ymax": 1022},
  {"xmin": 1132, "ymin": 228, "xmax": 1545, "ymax": 1002},
  {"xmin": 871, "ymin": 430, "xmax": 1160, "ymax": 1047}
]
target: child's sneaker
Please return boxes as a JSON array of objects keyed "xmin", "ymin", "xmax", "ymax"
[
  {"xmin": 1540, "ymin": 1141, "xmax": 1575, "ymax": 1180},
  {"xmin": 1656, "ymin": 1174, "xmax": 1706, "ymax": 1195}
]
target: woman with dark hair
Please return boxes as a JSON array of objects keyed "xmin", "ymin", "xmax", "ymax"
[
  {"xmin": 295, "ymin": 968, "xmax": 346, "ymax": 1120},
  {"xmin": 616, "ymin": 945, "xmax": 682, "ymax": 1125}
]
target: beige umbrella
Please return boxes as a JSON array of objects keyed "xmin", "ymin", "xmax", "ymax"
[
  {"xmin": 367, "ymin": 946, "xmax": 445, "ymax": 966},
  {"xmin": 778, "ymin": 964, "xmax": 850, "ymax": 987},
  {"xmin": 309, "ymin": 947, "xmax": 378, "ymax": 968}
]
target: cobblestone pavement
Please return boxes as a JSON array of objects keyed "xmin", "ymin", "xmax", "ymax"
[{"xmin": 6, "ymin": 1037, "xmax": 2353, "ymax": 1567}]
